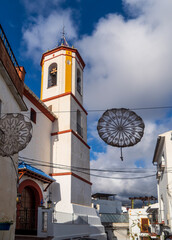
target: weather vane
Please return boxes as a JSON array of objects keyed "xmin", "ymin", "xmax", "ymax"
[{"xmin": 97, "ymin": 108, "xmax": 145, "ymax": 161}]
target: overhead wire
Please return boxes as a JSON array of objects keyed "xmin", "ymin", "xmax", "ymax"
[
  {"xmin": 2, "ymin": 105, "xmax": 172, "ymax": 115},
  {"xmin": 19, "ymin": 155, "xmax": 156, "ymax": 173},
  {"xmin": 18, "ymin": 156, "xmax": 156, "ymax": 180}
]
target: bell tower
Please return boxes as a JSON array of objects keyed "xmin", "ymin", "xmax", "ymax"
[{"xmin": 40, "ymin": 36, "xmax": 91, "ymax": 207}]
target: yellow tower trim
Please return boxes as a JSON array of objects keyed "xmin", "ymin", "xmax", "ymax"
[
  {"xmin": 40, "ymin": 59, "xmax": 44, "ymax": 100},
  {"xmin": 65, "ymin": 50, "xmax": 72, "ymax": 92}
]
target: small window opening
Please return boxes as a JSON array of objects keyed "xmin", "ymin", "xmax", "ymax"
[
  {"xmin": 30, "ymin": 108, "xmax": 36, "ymax": 123},
  {"xmin": 77, "ymin": 69, "xmax": 82, "ymax": 94},
  {"xmin": 0, "ymin": 100, "xmax": 2, "ymax": 117},
  {"xmin": 48, "ymin": 63, "xmax": 57, "ymax": 88},
  {"xmin": 77, "ymin": 110, "xmax": 83, "ymax": 137}
]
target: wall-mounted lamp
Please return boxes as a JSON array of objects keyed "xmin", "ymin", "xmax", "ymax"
[
  {"xmin": 47, "ymin": 199, "xmax": 52, "ymax": 208},
  {"xmin": 16, "ymin": 193, "xmax": 21, "ymax": 204}
]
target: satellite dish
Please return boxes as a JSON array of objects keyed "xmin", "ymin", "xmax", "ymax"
[
  {"xmin": 97, "ymin": 108, "xmax": 145, "ymax": 161},
  {"xmin": 0, "ymin": 113, "xmax": 32, "ymax": 157}
]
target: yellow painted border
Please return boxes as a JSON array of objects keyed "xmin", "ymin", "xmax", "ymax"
[
  {"xmin": 40, "ymin": 59, "xmax": 44, "ymax": 100},
  {"xmin": 65, "ymin": 51, "xmax": 72, "ymax": 92}
]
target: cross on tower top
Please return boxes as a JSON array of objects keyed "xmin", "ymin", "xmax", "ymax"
[{"xmin": 59, "ymin": 26, "xmax": 69, "ymax": 47}]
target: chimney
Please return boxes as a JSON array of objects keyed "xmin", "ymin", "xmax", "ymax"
[{"xmin": 16, "ymin": 66, "xmax": 26, "ymax": 82}]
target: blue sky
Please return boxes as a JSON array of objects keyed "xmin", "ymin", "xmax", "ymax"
[{"xmin": 1, "ymin": 0, "xmax": 172, "ymax": 201}]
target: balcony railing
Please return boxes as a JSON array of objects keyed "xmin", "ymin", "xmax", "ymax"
[{"xmin": 0, "ymin": 24, "xmax": 20, "ymax": 70}]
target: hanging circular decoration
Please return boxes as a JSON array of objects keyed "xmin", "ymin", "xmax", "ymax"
[
  {"xmin": 97, "ymin": 108, "xmax": 145, "ymax": 161},
  {"xmin": 0, "ymin": 114, "xmax": 32, "ymax": 157}
]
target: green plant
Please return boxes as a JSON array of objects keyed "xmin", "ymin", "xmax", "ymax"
[{"xmin": 0, "ymin": 217, "xmax": 13, "ymax": 224}]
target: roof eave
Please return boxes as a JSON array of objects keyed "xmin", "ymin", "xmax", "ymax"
[
  {"xmin": 40, "ymin": 45, "xmax": 85, "ymax": 68},
  {"xmin": 19, "ymin": 168, "xmax": 55, "ymax": 183},
  {"xmin": 152, "ymin": 136, "xmax": 165, "ymax": 164},
  {"xmin": 0, "ymin": 61, "xmax": 27, "ymax": 111}
]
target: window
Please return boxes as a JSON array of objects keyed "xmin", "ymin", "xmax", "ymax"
[
  {"xmin": 48, "ymin": 63, "xmax": 57, "ymax": 88},
  {"xmin": 141, "ymin": 218, "xmax": 149, "ymax": 233},
  {"xmin": 160, "ymin": 196, "xmax": 165, "ymax": 222},
  {"xmin": 77, "ymin": 69, "xmax": 82, "ymax": 94},
  {"xmin": 0, "ymin": 99, "xmax": 2, "ymax": 117},
  {"xmin": 30, "ymin": 108, "xmax": 36, "ymax": 123},
  {"xmin": 77, "ymin": 110, "xmax": 83, "ymax": 137}
]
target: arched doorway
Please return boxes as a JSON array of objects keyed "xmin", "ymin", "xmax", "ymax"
[{"xmin": 16, "ymin": 180, "xmax": 43, "ymax": 235}]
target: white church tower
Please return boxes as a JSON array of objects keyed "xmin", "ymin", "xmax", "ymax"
[
  {"xmin": 40, "ymin": 36, "xmax": 106, "ymax": 239},
  {"xmin": 40, "ymin": 36, "xmax": 91, "ymax": 206}
]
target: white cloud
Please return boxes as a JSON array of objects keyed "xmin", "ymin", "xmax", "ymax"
[
  {"xmin": 22, "ymin": 10, "xmax": 77, "ymax": 63},
  {"xmin": 90, "ymin": 118, "xmax": 172, "ymax": 200},
  {"xmin": 20, "ymin": 0, "xmax": 172, "ymax": 200},
  {"xmin": 22, "ymin": 0, "xmax": 64, "ymax": 15},
  {"xmin": 77, "ymin": 0, "xmax": 172, "ymax": 110},
  {"xmin": 75, "ymin": 0, "xmax": 172, "ymax": 199}
]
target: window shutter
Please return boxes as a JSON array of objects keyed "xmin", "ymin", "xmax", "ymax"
[{"xmin": 141, "ymin": 218, "xmax": 149, "ymax": 233}]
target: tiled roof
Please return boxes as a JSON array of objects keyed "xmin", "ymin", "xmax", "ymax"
[
  {"xmin": 18, "ymin": 161, "xmax": 55, "ymax": 182},
  {"xmin": 100, "ymin": 213, "xmax": 129, "ymax": 223}
]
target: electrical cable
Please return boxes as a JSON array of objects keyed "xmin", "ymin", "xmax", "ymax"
[
  {"xmin": 18, "ymin": 157, "xmax": 156, "ymax": 180},
  {"xmin": 2, "ymin": 105, "xmax": 172, "ymax": 115},
  {"xmin": 18, "ymin": 155, "xmax": 156, "ymax": 174}
]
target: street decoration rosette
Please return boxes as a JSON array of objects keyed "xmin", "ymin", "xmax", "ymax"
[
  {"xmin": 0, "ymin": 113, "xmax": 32, "ymax": 156},
  {"xmin": 97, "ymin": 108, "xmax": 145, "ymax": 161}
]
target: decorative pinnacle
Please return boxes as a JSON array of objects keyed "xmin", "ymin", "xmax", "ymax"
[{"xmin": 59, "ymin": 25, "xmax": 69, "ymax": 47}]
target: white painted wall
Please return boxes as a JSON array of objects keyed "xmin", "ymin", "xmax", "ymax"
[
  {"xmin": 42, "ymin": 48, "xmax": 83, "ymax": 105},
  {"xmin": 45, "ymin": 95, "xmax": 70, "ymax": 132},
  {"xmin": 20, "ymin": 96, "xmax": 53, "ymax": 175},
  {"xmin": 129, "ymin": 207, "xmax": 149, "ymax": 240},
  {"xmin": 71, "ymin": 175, "xmax": 91, "ymax": 206},
  {"xmin": 0, "ymin": 73, "xmax": 21, "ymax": 114},
  {"xmin": 42, "ymin": 50, "xmax": 66, "ymax": 100},
  {"xmin": 155, "ymin": 131, "xmax": 172, "ymax": 231},
  {"xmin": 92, "ymin": 199, "xmax": 122, "ymax": 214},
  {"xmin": 0, "ymin": 72, "xmax": 23, "ymax": 240},
  {"xmin": 112, "ymin": 223, "xmax": 129, "ymax": 240}
]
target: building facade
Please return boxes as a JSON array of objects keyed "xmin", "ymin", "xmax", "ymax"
[
  {"xmin": 16, "ymin": 38, "xmax": 106, "ymax": 239},
  {"xmin": 0, "ymin": 25, "xmax": 106, "ymax": 240},
  {"xmin": 0, "ymin": 24, "xmax": 27, "ymax": 240},
  {"xmin": 92, "ymin": 193, "xmax": 129, "ymax": 240},
  {"xmin": 153, "ymin": 131, "xmax": 172, "ymax": 239},
  {"xmin": 129, "ymin": 207, "xmax": 149, "ymax": 240}
]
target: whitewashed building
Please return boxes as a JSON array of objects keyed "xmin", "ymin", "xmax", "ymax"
[
  {"xmin": 146, "ymin": 203, "xmax": 160, "ymax": 239},
  {"xmin": 152, "ymin": 131, "xmax": 172, "ymax": 238},
  {"xmin": 129, "ymin": 207, "xmax": 149, "ymax": 240},
  {"xmin": 92, "ymin": 193, "xmax": 129, "ymax": 240},
  {"xmin": 0, "ymin": 25, "xmax": 27, "ymax": 240},
  {"xmin": 15, "ymin": 37, "xmax": 106, "ymax": 239}
]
